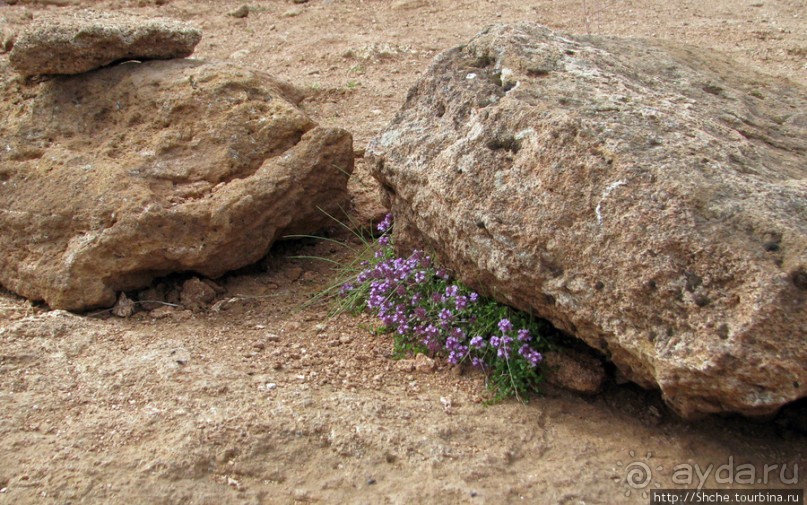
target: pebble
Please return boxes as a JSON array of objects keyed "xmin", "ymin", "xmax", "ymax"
[
  {"xmin": 228, "ymin": 5, "xmax": 250, "ymax": 18},
  {"xmin": 414, "ymin": 353, "xmax": 436, "ymax": 373},
  {"xmin": 266, "ymin": 383, "xmax": 277, "ymax": 390},
  {"xmin": 112, "ymin": 292, "xmax": 136, "ymax": 318},
  {"xmin": 266, "ymin": 333, "xmax": 281, "ymax": 342}
]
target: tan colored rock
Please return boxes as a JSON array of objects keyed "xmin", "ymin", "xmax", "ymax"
[
  {"xmin": 368, "ymin": 24, "xmax": 806, "ymax": 418},
  {"xmin": 0, "ymin": 59, "xmax": 353, "ymax": 311},
  {"xmin": 228, "ymin": 5, "xmax": 250, "ymax": 18},
  {"xmin": 543, "ymin": 350, "xmax": 606, "ymax": 395},
  {"xmin": 414, "ymin": 353, "xmax": 436, "ymax": 373},
  {"xmin": 9, "ymin": 10, "xmax": 201, "ymax": 76},
  {"xmin": 180, "ymin": 277, "xmax": 217, "ymax": 311},
  {"xmin": 111, "ymin": 292, "xmax": 136, "ymax": 318}
]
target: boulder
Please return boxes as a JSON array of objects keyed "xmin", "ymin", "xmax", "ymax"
[
  {"xmin": 9, "ymin": 10, "xmax": 201, "ymax": 76},
  {"xmin": 0, "ymin": 59, "xmax": 353, "ymax": 311},
  {"xmin": 367, "ymin": 24, "xmax": 806, "ymax": 418}
]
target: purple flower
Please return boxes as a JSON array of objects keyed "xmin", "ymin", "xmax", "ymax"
[
  {"xmin": 469, "ymin": 292, "xmax": 479, "ymax": 303},
  {"xmin": 470, "ymin": 336, "xmax": 486, "ymax": 349},
  {"xmin": 445, "ymin": 335, "xmax": 468, "ymax": 365},
  {"xmin": 517, "ymin": 329, "xmax": 531, "ymax": 342},
  {"xmin": 519, "ymin": 345, "xmax": 543, "ymax": 367},
  {"xmin": 445, "ymin": 285, "xmax": 459, "ymax": 298},
  {"xmin": 471, "ymin": 356, "xmax": 485, "ymax": 368},
  {"xmin": 498, "ymin": 318, "xmax": 513, "ymax": 334},
  {"xmin": 454, "ymin": 296, "xmax": 468, "ymax": 310},
  {"xmin": 377, "ymin": 213, "xmax": 393, "ymax": 233},
  {"xmin": 492, "ymin": 334, "xmax": 513, "ymax": 359},
  {"xmin": 378, "ymin": 235, "xmax": 390, "ymax": 246},
  {"xmin": 439, "ymin": 308, "xmax": 453, "ymax": 321}
]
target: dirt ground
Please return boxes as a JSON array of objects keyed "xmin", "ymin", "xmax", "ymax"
[{"xmin": 0, "ymin": 0, "xmax": 805, "ymax": 504}]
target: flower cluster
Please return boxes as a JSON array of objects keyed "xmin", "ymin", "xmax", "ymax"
[{"xmin": 341, "ymin": 213, "xmax": 546, "ymax": 401}]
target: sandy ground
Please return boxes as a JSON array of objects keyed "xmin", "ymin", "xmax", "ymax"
[{"xmin": 0, "ymin": 0, "xmax": 805, "ymax": 504}]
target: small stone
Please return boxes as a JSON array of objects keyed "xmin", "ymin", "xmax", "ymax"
[
  {"xmin": 267, "ymin": 383, "xmax": 277, "ymax": 390},
  {"xmin": 366, "ymin": 478, "xmax": 376, "ymax": 485},
  {"xmin": 228, "ymin": 5, "xmax": 250, "ymax": 18},
  {"xmin": 266, "ymin": 333, "xmax": 281, "ymax": 342},
  {"xmin": 414, "ymin": 353, "xmax": 435, "ymax": 373},
  {"xmin": 210, "ymin": 297, "xmax": 240, "ymax": 313},
  {"xmin": 252, "ymin": 342, "xmax": 266, "ymax": 350},
  {"xmin": 292, "ymin": 0, "xmax": 309, "ymax": 3},
  {"xmin": 180, "ymin": 277, "xmax": 217, "ymax": 311},
  {"xmin": 286, "ymin": 266, "xmax": 304, "ymax": 281},
  {"xmin": 149, "ymin": 306, "xmax": 176, "ymax": 319},
  {"xmin": 111, "ymin": 292, "xmax": 136, "ymax": 318},
  {"xmin": 339, "ymin": 335, "xmax": 352, "ymax": 344},
  {"xmin": 440, "ymin": 396, "xmax": 453, "ymax": 414},
  {"xmin": 281, "ymin": 7, "xmax": 303, "ymax": 17},
  {"xmin": 542, "ymin": 350, "xmax": 606, "ymax": 395}
]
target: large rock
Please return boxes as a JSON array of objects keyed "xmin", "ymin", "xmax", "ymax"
[
  {"xmin": 0, "ymin": 59, "xmax": 353, "ymax": 311},
  {"xmin": 9, "ymin": 10, "xmax": 201, "ymax": 77},
  {"xmin": 368, "ymin": 24, "xmax": 807, "ymax": 418}
]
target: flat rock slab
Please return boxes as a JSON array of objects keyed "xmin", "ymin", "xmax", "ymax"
[
  {"xmin": 0, "ymin": 59, "xmax": 353, "ymax": 311},
  {"xmin": 9, "ymin": 10, "xmax": 201, "ymax": 76},
  {"xmin": 368, "ymin": 23, "xmax": 807, "ymax": 418}
]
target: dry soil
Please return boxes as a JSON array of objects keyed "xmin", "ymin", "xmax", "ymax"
[{"xmin": 0, "ymin": 1, "xmax": 805, "ymax": 504}]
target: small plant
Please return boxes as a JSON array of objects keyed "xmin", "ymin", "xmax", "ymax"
[{"xmin": 338, "ymin": 214, "xmax": 550, "ymax": 402}]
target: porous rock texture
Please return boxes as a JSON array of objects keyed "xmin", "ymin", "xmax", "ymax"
[
  {"xmin": 9, "ymin": 10, "xmax": 201, "ymax": 76},
  {"xmin": 0, "ymin": 59, "xmax": 353, "ymax": 311},
  {"xmin": 368, "ymin": 23, "xmax": 806, "ymax": 418}
]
